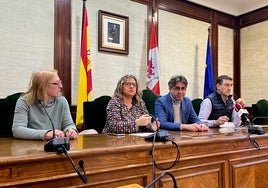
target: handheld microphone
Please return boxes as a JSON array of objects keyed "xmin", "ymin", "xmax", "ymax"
[
  {"xmin": 234, "ymin": 103, "xmax": 265, "ymax": 135},
  {"xmin": 234, "ymin": 103, "xmax": 251, "ymax": 125},
  {"xmin": 39, "ymin": 99, "xmax": 70, "ymax": 152}
]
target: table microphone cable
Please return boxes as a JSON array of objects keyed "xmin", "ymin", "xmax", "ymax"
[
  {"xmin": 148, "ymin": 131, "xmax": 180, "ymax": 188},
  {"xmin": 149, "ymin": 120, "xmax": 180, "ymax": 171},
  {"xmin": 150, "ymin": 136, "xmax": 180, "ymax": 171}
]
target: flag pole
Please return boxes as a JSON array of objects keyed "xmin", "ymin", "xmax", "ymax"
[
  {"xmin": 208, "ymin": 26, "xmax": 211, "ymax": 43},
  {"xmin": 152, "ymin": 9, "xmax": 155, "ymax": 18}
]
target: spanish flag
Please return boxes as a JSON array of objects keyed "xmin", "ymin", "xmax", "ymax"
[{"xmin": 76, "ymin": 1, "xmax": 92, "ymax": 129}]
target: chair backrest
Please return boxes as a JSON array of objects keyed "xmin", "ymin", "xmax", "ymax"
[
  {"xmin": 142, "ymin": 89, "xmax": 160, "ymax": 116},
  {"xmin": 0, "ymin": 92, "xmax": 23, "ymax": 137},
  {"xmin": 252, "ymin": 104, "xmax": 259, "ymax": 118},
  {"xmin": 83, "ymin": 96, "xmax": 111, "ymax": 134},
  {"xmin": 191, "ymin": 98, "xmax": 203, "ymax": 115},
  {"xmin": 253, "ymin": 99, "xmax": 268, "ymax": 124}
]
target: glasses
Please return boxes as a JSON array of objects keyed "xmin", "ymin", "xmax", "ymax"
[
  {"xmin": 124, "ymin": 82, "xmax": 137, "ymax": 87},
  {"xmin": 173, "ymin": 86, "xmax": 186, "ymax": 91},
  {"xmin": 49, "ymin": 80, "xmax": 62, "ymax": 87}
]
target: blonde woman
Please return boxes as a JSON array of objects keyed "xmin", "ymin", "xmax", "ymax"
[{"xmin": 12, "ymin": 70, "xmax": 77, "ymax": 140}]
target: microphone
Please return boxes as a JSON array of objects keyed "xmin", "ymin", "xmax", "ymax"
[
  {"xmin": 58, "ymin": 145, "xmax": 88, "ymax": 183},
  {"xmin": 38, "ymin": 99, "xmax": 70, "ymax": 152},
  {"xmin": 144, "ymin": 113, "xmax": 168, "ymax": 142},
  {"xmin": 135, "ymin": 106, "xmax": 168, "ymax": 142},
  {"xmin": 234, "ymin": 103, "xmax": 265, "ymax": 135},
  {"xmin": 234, "ymin": 103, "xmax": 251, "ymax": 125}
]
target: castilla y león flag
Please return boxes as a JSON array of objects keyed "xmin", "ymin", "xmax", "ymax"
[{"xmin": 146, "ymin": 21, "xmax": 160, "ymax": 95}]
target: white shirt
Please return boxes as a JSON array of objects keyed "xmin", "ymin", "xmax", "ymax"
[{"xmin": 198, "ymin": 98, "xmax": 242, "ymax": 127}]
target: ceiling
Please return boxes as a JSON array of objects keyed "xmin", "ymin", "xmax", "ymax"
[{"xmin": 186, "ymin": 0, "xmax": 268, "ymax": 16}]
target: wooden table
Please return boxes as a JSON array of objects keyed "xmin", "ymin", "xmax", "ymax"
[{"xmin": 1, "ymin": 127, "xmax": 268, "ymax": 188}]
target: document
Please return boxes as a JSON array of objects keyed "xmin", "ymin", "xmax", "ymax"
[{"xmin": 130, "ymin": 132, "xmax": 154, "ymax": 137}]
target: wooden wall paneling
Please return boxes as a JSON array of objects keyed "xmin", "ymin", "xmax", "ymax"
[
  {"xmin": 230, "ymin": 153, "xmax": 268, "ymax": 187},
  {"xmin": 239, "ymin": 7, "xmax": 268, "ymax": 28},
  {"xmin": 54, "ymin": 0, "xmax": 72, "ymax": 104},
  {"xmin": 210, "ymin": 12, "xmax": 219, "ymax": 79},
  {"xmin": 158, "ymin": 0, "xmax": 212, "ymax": 23},
  {"xmin": 215, "ymin": 11, "xmax": 236, "ymax": 28},
  {"xmin": 131, "ymin": 0, "xmax": 149, "ymax": 6},
  {"xmin": 233, "ymin": 18, "xmax": 241, "ymax": 98}
]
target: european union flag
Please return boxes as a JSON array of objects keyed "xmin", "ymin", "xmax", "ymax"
[{"xmin": 203, "ymin": 32, "xmax": 215, "ymax": 99}]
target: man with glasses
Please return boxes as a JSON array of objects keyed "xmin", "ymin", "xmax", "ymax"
[
  {"xmin": 198, "ymin": 75, "xmax": 245, "ymax": 127},
  {"xmin": 155, "ymin": 75, "xmax": 208, "ymax": 131}
]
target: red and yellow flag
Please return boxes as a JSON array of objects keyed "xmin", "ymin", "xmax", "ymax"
[
  {"xmin": 146, "ymin": 20, "xmax": 160, "ymax": 95},
  {"xmin": 76, "ymin": 2, "xmax": 92, "ymax": 128}
]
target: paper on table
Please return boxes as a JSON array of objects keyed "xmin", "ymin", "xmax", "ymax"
[
  {"xmin": 219, "ymin": 122, "xmax": 236, "ymax": 128},
  {"xmin": 130, "ymin": 132, "xmax": 155, "ymax": 137}
]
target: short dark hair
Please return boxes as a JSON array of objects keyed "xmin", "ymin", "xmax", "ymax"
[
  {"xmin": 216, "ymin": 75, "xmax": 232, "ymax": 85},
  {"xmin": 168, "ymin": 75, "xmax": 188, "ymax": 89}
]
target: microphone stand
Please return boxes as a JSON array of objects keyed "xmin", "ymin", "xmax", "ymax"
[
  {"xmin": 145, "ymin": 116, "xmax": 169, "ymax": 142},
  {"xmin": 247, "ymin": 116, "xmax": 265, "ymax": 135},
  {"xmin": 145, "ymin": 117, "xmax": 180, "ymax": 188},
  {"xmin": 145, "ymin": 171, "xmax": 178, "ymax": 188},
  {"xmin": 244, "ymin": 116, "xmax": 266, "ymax": 150},
  {"xmin": 252, "ymin": 116, "xmax": 268, "ymax": 126},
  {"xmin": 58, "ymin": 145, "xmax": 88, "ymax": 184},
  {"xmin": 39, "ymin": 99, "xmax": 70, "ymax": 152}
]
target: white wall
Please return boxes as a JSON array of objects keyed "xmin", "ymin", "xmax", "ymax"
[
  {"xmin": 218, "ymin": 26, "xmax": 234, "ymax": 79},
  {"xmin": 71, "ymin": 0, "xmax": 147, "ymax": 105},
  {"xmin": 241, "ymin": 21, "xmax": 268, "ymax": 105},
  {"xmin": 158, "ymin": 10, "xmax": 209, "ymax": 99},
  {"xmin": 0, "ymin": 0, "xmax": 54, "ymax": 98}
]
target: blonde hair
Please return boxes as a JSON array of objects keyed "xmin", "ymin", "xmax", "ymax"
[
  {"xmin": 24, "ymin": 70, "xmax": 58, "ymax": 105},
  {"xmin": 114, "ymin": 75, "xmax": 142, "ymax": 104}
]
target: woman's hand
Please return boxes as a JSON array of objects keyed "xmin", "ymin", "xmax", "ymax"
[
  {"xmin": 136, "ymin": 114, "xmax": 152, "ymax": 127},
  {"xmin": 66, "ymin": 128, "xmax": 78, "ymax": 140},
  {"xmin": 44, "ymin": 129, "xmax": 64, "ymax": 140},
  {"xmin": 151, "ymin": 118, "xmax": 160, "ymax": 131}
]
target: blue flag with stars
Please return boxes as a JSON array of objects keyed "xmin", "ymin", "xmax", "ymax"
[{"xmin": 203, "ymin": 32, "xmax": 215, "ymax": 98}]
